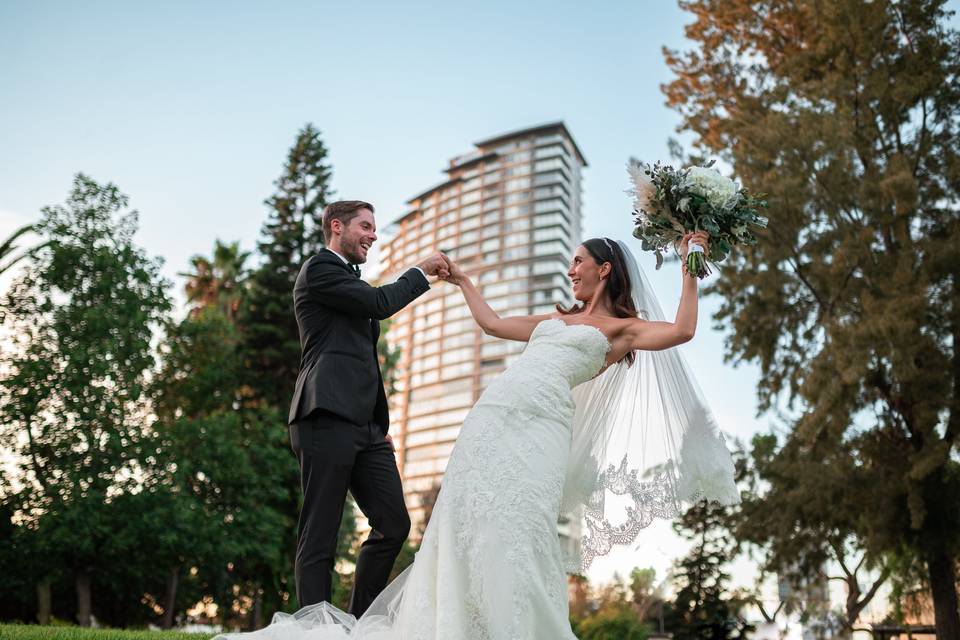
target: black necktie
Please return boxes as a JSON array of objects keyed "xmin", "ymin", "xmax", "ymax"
[{"xmin": 350, "ymin": 264, "xmax": 361, "ymax": 278}]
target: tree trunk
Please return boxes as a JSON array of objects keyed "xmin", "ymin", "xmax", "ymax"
[
  {"xmin": 926, "ymin": 544, "xmax": 960, "ymax": 640},
  {"xmin": 75, "ymin": 570, "xmax": 92, "ymax": 627},
  {"xmin": 249, "ymin": 589, "xmax": 263, "ymax": 631},
  {"xmin": 36, "ymin": 577, "xmax": 51, "ymax": 625},
  {"xmin": 161, "ymin": 565, "xmax": 179, "ymax": 629}
]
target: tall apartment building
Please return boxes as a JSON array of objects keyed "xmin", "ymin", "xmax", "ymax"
[{"xmin": 376, "ymin": 122, "xmax": 587, "ymax": 536}]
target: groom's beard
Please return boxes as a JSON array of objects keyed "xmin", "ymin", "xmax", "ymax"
[{"xmin": 341, "ymin": 236, "xmax": 367, "ymax": 264}]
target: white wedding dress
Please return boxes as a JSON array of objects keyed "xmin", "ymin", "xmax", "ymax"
[{"xmin": 220, "ymin": 317, "xmax": 610, "ymax": 640}]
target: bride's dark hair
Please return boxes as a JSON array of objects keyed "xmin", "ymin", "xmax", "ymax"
[{"xmin": 556, "ymin": 237, "xmax": 639, "ymax": 365}]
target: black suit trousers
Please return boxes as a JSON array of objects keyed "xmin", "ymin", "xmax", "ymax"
[{"xmin": 289, "ymin": 409, "xmax": 410, "ymax": 617}]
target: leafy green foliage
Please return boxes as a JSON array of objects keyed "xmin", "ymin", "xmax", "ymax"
[
  {"xmin": 573, "ymin": 608, "xmax": 650, "ymax": 640},
  {"xmin": 377, "ymin": 318, "xmax": 402, "ymax": 397},
  {"xmin": 149, "ymin": 308, "xmax": 295, "ymax": 626},
  {"xmin": 178, "ymin": 240, "xmax": 250, "ymax": 322},
  {"xmin": 664, "ymin": 0, "xmax": 960, "ymax": 634},
  {"xmin": 0, "ymin": 174, "xmax": 172, "ymax": 626},
  {"xmin": 570, "ymin": 571, "xmax": 655, "ymax": 640},
  {"xmin": 0, "ymin": 124, "xmax": 351, "ymax": 628},
  {"xmin": 733, "ymin": 433, "xmax": 892, "ymax": 631},
  {"xmin": 667, "ymin": 500, "xmax": 752, "ymax": 640}
]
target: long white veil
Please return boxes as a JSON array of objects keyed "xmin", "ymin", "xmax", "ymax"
[{"xmin": 561, "ymin": 239, "xmax": 740, "ymax": 573}]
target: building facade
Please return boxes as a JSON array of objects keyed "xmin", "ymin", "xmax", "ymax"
[{"xmin": 376, "ymin": 122, "xmax": 587, "ymax": 539}]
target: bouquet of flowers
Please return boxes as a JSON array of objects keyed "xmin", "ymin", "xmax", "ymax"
[{"xmin": 627, "ymin": 159, "xmax": 768, "ymax": 278}]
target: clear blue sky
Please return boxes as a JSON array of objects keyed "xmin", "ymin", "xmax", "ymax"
[
  {"xmin": 9, "ymin": 0, "xmax": 926, "ymax": 590},
  {"xmin": 1, "ymin": 0, "xmax": 695, "ymax": 256}
]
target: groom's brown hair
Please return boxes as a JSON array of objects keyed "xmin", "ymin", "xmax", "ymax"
[{"xmin": 322, "ymin": 200, "xmax": 375, "ymax": 244}]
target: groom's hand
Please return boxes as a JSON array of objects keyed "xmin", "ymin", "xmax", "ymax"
[
  {"xmin": 418, "ymin": 253, "xmax": 451, "ymax": 279},
  {"xmin": 436, "ymin": 252, "xmax": 465, "ymax": 285}
]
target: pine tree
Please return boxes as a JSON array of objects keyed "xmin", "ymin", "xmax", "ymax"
[
  {"xmin": 663, "ymin": 1, "xmax": 960, "ymax": 636},
  {"xmin": 240, "ymin": 123, "xmax": 334, "ymax": 410},
  {"xmin": 232, "ymin": 124, "xmax": 334, "ymax": 622},
  {"xmin": 668, "ymin": 501, "xmax": 751, "ymax": 640}
]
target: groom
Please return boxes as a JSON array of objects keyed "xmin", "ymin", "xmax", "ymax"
[{"xmin": 288, "ymin": 200, "xmax": 449, "ymax": 616}]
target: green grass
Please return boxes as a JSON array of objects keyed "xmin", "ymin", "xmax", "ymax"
[{"xmin": 0, "ymin": 625, "xmax": 216, "ymax": 640}]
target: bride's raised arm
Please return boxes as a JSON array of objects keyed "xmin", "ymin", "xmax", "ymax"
[
  {"xmin": 626, "ymin": 231, "xmax": 707, "ymax": 352},
  {"xmin": 440, "ymin": 254, "xmax": 553, "ymax": 342}
]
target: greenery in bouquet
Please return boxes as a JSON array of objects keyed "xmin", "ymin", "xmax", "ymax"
[{"xmin": 627, "ymin": 159, "xmax": 768, "ymax": 278}]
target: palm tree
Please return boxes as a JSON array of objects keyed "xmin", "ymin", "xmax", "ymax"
[
  {"xmin": 178, "ymin": 240, "xmax": 250, "ymax": 321},
  {"xmin": 0, "ymin": 223, "xmax": 46, "ymax": 275}
]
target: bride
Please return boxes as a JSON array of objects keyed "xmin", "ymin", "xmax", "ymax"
[{"xmin": 219, "ymin": 232, "xmax": 738, "ymax": 640}]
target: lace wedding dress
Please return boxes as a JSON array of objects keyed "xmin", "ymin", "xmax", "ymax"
[{"xmin": 218, "ymin": 317, "xmax": 610, "ymax": 640}]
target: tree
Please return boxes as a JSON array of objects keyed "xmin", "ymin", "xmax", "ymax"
[
  {"xmin": 629, "ymin": 567, "xmax": 661, "ymax": 621},
  {"xmin": 179, "ymin": 240, "xmax": 250, "ymax": 322},
  {"xmin": 168, "ymin": 407, "xmax": 293, "ymax": 630},
  {"xmin": 148, "ymin": 308, "xmax": 241, "ymax": 628},
  {"xmin": 663, "ymin": 1, "xmax": 960, "ymax": 637},
  {"xmin": 572, "ymin": 572, "xmax": 651, "ymax": 640},
  {"xmin": 574, "ymin": 608, "xmax": 650, "ymax": 640},
  {"xmin": 228, "ymin": 124, "xmax": 334, "ymax": 621},
  {"xmin": 0, "ymin": 174, "xmax": 171, "ymax": 626},
  {"xmin": 150, "ymin": 307, "xmax": 295, "ymax": 629},
  {"xmin": 240, "ymin": 123, "xmax": 334, "ymax": 410},
  {"xmin": 0, "ymin": 223, "xmax": 47, "ymax": 275},
  {"xmin": 667, "ymin": 500, "xmax": 752, "ymax": 640},
  {"xmin": 378, "ymin": 318, "xmax": 402, "ymax": 397},
  {"xmin": 0, "ymin": 495, "xmax": 55, "ymax": 623},
  {"xmin": 884, "ymin": 548, "xmax": 947, "ymax": 626},
  {"xmin": 569, "ymin": 574, "xmax": 590, "ymax": 620},
  {"xmin": 734, "ymin": 433, "xmax": 891, "ymax": 635}
]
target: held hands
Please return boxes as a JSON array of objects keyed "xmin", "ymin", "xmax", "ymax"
[
  {"xmin": 416, "ymin": 251, "xmax": 466, "ymax": 285},
  {"xmin": 437, "ymin": 254, "xmax": 466, "ymax": 286},
  {"xmin": 418, "ymin": 253, "xmax": 451, "ymax": 279}
]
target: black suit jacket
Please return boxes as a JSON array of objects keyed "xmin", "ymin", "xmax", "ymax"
[{"xmin": 288, "ymin": 248, "xmax": 430, "ymax": 430}]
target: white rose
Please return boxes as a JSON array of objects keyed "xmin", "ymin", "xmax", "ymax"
[{"xmin": 685, "ymin": 166, "xmax": 738, "ymax": 209}]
